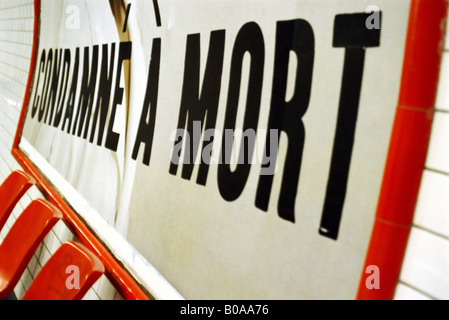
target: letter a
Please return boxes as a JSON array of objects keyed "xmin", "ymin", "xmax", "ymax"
[
  {"xmin": 365, "ymin": 265, "xmax": 380, "ymax": 290},
  {"xmin": 65, "ymin": 265, "xmax": 80, "ymax": 290},
  {"xmin": 65, "ymin": 5, "xmax": 80, "ymax": 30},
  {"xmin": 365, "ymin": 5, "xmax": 381, "ymax": 30}
]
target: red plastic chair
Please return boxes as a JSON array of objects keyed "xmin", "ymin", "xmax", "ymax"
[
  {"xmin": 0, "ymin": 199, "xmax": 62, "ymax": 299},
  {"xmin": 0, "ymin": 170, "xmax": 35, "ymax": 232},
  {"xmin": 22, "ymin": 241, "xmax": 104, "ymax": 300}
]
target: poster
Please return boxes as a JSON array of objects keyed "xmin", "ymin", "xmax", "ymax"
[{"xmin": 19, "ymin": 0, "xmax": 411, "ymax": 299}]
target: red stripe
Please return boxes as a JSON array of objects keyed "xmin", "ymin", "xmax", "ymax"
[{"xmin": 357, "ymin": 0, "xmax": 448, "ymax": 300}]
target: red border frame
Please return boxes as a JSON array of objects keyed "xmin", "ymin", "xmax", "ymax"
[
  {"xmin": 11, "ymin": 0, "xmax": 150, "ymax": 300},
  {"xmin": 357, "ymin": 0, "xmax": 448, "ymax": 300}
]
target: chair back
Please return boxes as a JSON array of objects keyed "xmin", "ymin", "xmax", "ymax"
[
  {"xmin": 0, "ymin": 199, "xmax": 62, "ymax": 299},
  {"xmin": 22, "ymin": 241, "xmax": 104, "ymax": 300},
  {"xmin": 0, "ymin": 170, "xmax": 35, "ymax": 231}
]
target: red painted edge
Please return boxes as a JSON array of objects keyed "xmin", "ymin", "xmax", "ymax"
[
  {"xmin": 11, "ymin": 0, "xmax": 150, "ymax": 300},
  {"xmin": 357, "ymin": 0, "xmax": 448, "ymax": 300}
]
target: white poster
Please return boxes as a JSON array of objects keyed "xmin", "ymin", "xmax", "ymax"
[{"xmin": 20, "ymin": 0, "xmax": 411, "ymax": 299}]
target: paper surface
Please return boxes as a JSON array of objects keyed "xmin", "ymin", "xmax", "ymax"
[{"xmin": 20, "ymin": 0, "xmax": 411, "ymax": 299}]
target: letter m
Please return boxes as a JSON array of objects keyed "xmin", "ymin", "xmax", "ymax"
[
  {"xmin": 73, "ymin": 45, "xmax": 99, "ymax": 139},
  {"xmin": 168, "ymin": 30, "xmax": 225, "ymax": 185}
]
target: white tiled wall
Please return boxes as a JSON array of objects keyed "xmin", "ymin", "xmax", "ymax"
[
  {"xmin": 0, "ymin": 0, "xmax": 122, "ymax": 300},
  {"xmin": 394, "ymin": 7, "xmax": 449, "ymax": 300}
]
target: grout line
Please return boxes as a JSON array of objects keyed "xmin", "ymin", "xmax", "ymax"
[
  {"xmin": 0, "ymin": 17, "xmax": 34, "ymax": 22},
  {"xmin": 19, "ymin": 279, "xmax": 27, "ymax": 297},
  {"xmin": 411, "ymin": 223, "xmax": 449, "ymax": 242},
  {"xmin": 0, "ymin": 82, "xmax": 22, "ymax": 99},
  {"xmin": 0, "ymin": 60, "xmax": 29, "ymax": 73},
  {"xmin": 0, "ymin": 3, "xmax": 33, "ymax": 12},
  {"xmin": 0, "ymin": 28, "xmax": 33, "ymax": 33},
  {"xmin": 397, "ymin": 281, "xmax": 438, "ymax": 300},
  {"xmin": 424, "ymin": 166, "xmax": 449, "ymax": 177},
  {"xmin": 0, "ymin": 109, "xmax": 20, "ymax": 130},
  {"xmin": 0, "ymin": 69, "xmax": 26, "ymax": 86},
  {"xmin": 0, "ymin": 48, "xmax": 31, "ymax": 60},
  {"xmin": 0, "ymin": 38, "xmax": 32, "ymax": 46},
  {"xmin": 434, "ymin": 108, "xmax": 449, "ymax": 114},
  {"xmin": 0, "ymin": 105, "xmax": 21, "ymax": 123}
]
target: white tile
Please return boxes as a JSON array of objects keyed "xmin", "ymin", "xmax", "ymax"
[
  {"xmin": 11, "ymin": 203, "xmax": 23, "ymax": 219},
  {"xmin": 399, "ymin": 227, "xmax": 449, "ymax": 300},
  {"xmin": 14, "ymin": 282, "xmax": 25, "ymax": 300},
  {"xmin": 27, "ymin": 186, "xmax": 43, "ymax": 199},
  {"xmin": 82, "ymin": 288, "xmax": 100, "ymax": 300},
  {"xmin": 18, "ymin": 193, "xmax": 32, "ymax": 210},
  {"xmin": 414, "ymin": 170, "xmax": 449, "ymax": 238},
  {"xmin": 394, "ymin": 283, "xmax": 432, "ymax": 300},
  {"xmin": 26, "ymin": 255, "xmax": 39, "ymax": 277},
  {"xmin": 5, "ymin": 210, "xmax": 18, "ymax": 230},
  {"xmin": 426, "ymin": 112, "xmax": 449, "ymax": 173},
  {"xmin": 0, "ymin": 163, "xmax": 8, "ymax": 179},
  {"xmin": 31, "ymin": 243, "xmax": 46, "ymax": 276},
  {"xmin": 53, "ymin": 222, "xmax": 75, "ymax": 244},
  {"xmin": 92, "ymin": 276, "xmax": 101, "ymax": 293},
  {"xmin": 94, "ymin": 276, "xmax": 118, "ymax": 300},
  {"xmin": 114, "ymin": 291, "xmax": 124, "ymax": 300},
  {"xmin": 19, "ymin": 268, "xmax": 33, "ymax": 292},
  {"xmin": 43, "ymin": 229, "xmax": 63, "ymax": 254},
  {"xmin": 0, "ymin": 225, "xmax": 8, "ymax": 240},
  {"xmin": 37, "ymin": 243, "xmax": 52, "ymax": 268},
  {"xmin": 438, "ymin": 61, "xmax": 449, "ymax": 107}
]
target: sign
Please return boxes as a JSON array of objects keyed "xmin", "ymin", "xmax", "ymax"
[{"xmin": 19, "ymin": 0, "xmax": 411, "ymax": 299}]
